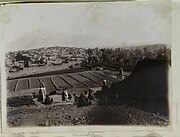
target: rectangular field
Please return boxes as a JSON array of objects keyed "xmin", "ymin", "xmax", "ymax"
[
  {"xmin": 7, "ymin": 71, "xmax": 121, "ymax": 93},
  {"xmin": 80, "ymin": 72, "xmax": 105, "ymax": 86},
  {"xmin": 52, "ymin": 75, "xmax": 72, "ymax": 89},
  {"xmin": 70, "ymin": 73, "xmax": 100, "ymax": 88},
  {"xmin": 39, "ymin": 76, "xmax": 56, "ymax": 94},
  {"xmin": 7, "ymin": 80, "xmax": 18, "ymax": 91},
  {"xmin": 60, "ymin": 74, "xmax": 85, "ymax": 88},
  {"xmin": 15, "ymin": 79, "xmax": 29, "ymax": 91},
  {"xmin": 29, "ymin": 78, "xmax": 40, "ymax": 89},
  {"xmin": 93, "ymin": 72, "xmax": 120, "ymax": 83}
]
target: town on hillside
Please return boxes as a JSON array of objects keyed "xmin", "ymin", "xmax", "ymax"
[{"xmin": 5, "ymin": 44, "xmax": 170, "ymax": 74}]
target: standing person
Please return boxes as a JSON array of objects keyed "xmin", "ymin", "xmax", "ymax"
[
  {"xmin": 38, "ymin": 82, "xmax": 46, "ymax": 103},
  {"xmin": 41, "ymin": 82, "xmax": 47, "ymax": 103},
  {"xmin": 102, "ymin": 80, "xmax": 109, "ymax": 104},
  {"xmin": 62, "ymin": 89, "xmax": 65, "ymax": 101},
  {"xmin": 118, "ymin": 68, "xmax": 124, "ymax": 80},
  {"xmin": 37, "ymin": 88, "xmax": 43, "ymax": 102}
]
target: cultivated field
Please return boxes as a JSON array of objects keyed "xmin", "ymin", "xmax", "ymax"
[
  {"xmin": 7, "ymin": 80, "xmax": 18, "ymax": 91},
  {"xmin": 7, "ymin": 71, "xmax": 122, "ymax": 95},
  {"xmin": 29, "ymin": 78, "xmax": 40, "ymax": 89},
  {"xmin": 7, "ymin": 77, "xmax": 169, "ymax": 127},
  {"xmin": 6, "ymin": 66, "xmax": 169, "ymax": 127},
  {"xmin": 15, "ymin": 79, "xmax": 29, "ymax": 91}
]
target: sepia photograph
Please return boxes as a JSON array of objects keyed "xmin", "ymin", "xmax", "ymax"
[{"xmin": 1, "ymin": 1, "xmax": 172, "ymax": 129}]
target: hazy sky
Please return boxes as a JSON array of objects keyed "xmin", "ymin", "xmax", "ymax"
[{"xmin": 2, "ymin": 1, "xmax": 171, "ymax": 51}]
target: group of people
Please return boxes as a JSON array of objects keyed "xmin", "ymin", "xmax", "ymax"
[
  {"xmin": 76, "ymin": 90, "xmax": 95, "ymax": 107},
  {"xmin": 61, "ymin": 88, "xmax": 95, "ymax": 107},
  {"xmin": 37, "ymin": 79, "xmax": 110, "ymax": 106},
  {"xmin": 100, "ymin": 79, "xmax": 121, "ymax": 105}
]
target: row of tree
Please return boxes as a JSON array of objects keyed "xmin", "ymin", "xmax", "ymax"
[{"xmin": 82, "ymin": 45, "xmax": 171, "ymax": 71}]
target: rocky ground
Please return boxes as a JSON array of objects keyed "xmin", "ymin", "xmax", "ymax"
[{"xmin": 7, "ymin": 103, "xmax": 169, "ymax": 127}]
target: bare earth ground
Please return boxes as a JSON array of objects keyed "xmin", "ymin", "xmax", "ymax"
[{"xmin": 7, "ymin": 103, "xmax": 169, "ymax": 127}]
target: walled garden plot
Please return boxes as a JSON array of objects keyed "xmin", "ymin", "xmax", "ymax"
[
  {"xmin": 29, "ymin": 78, "xmax": 40, "ymax": 89},
  {"xmin": 80, "ymin": 73, "xmax": 107, "ymax": 86},
  {"xmin": 7, "ymin": 80, "xmax": 18, "ymax": 91},
  {"xmin": 60, "ymin": 74, "xmax": 86, "ymax": 88},
  {"xmin": 51, "ymin": 75, "xmax": 72, "ymax": 89},
  {"xmin": 6, "ymin": 71, "xmax": 125, "ymax": 95},
  {"xmin": 39, "ymin": 76, "xmax": 56, "ymax": 94},
  {"xmin": 70, "ymin": 73, "xmax": 100, "ymax": 88},
  {"xmin": 15, "ymin": 79, "xmax": 29, "ymax": 91},
  {"xmin": 93, "ymin": 72, "xmax": 120, "ymax": 83}
]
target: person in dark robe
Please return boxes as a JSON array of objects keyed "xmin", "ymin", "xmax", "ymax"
[
  {"xmin": 37, "ymin": 88, "xmax": 43, "ymax": 102},
  {"xmin": 101, "ymin": 80, "xmax": 109, "ymax": 104},
  {"xmin": 84, "ymin": 90, "xmax": 89, "ymax": 98},
  {"xmin": 77, "ymin": 93, "xmax": 91, "ymax": 107},
  {"xmin": 88, "ymin": 90, "xmax": 95, "ymax": 100},
  {"xmin": 62, "ymin": 90, "xmax": 66, "ymax": 101},
  {"xmin": 73, "ymin": 93, "xmax": 79, "ymax": 103},
  {"xmin": 44, "ymin": 95, "xmax": 53, "ymax": 105},
  {"xmin": 68, "ymin": 94, "xmax": 72, "ymax": 100}
]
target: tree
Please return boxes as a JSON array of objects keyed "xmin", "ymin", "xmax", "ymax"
[
  {"xmin": 15, "ymin": 52, "xmax": 31, "ymax": 63},
  {"xmin": 86, "ymin": 48, "xmax": 93, "ymax": 56},
  {"xmin": 15, "ymin": 52, "xmax": 24, "ymax": 61}
]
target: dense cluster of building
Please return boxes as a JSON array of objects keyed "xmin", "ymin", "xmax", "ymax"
[
  {"xmin": 5, "ymin": 44, "xmax": 171, "ymax": 72},
  {"xmin": 6, "ymin": 46, "xmax": 87, "ymax": 72}
]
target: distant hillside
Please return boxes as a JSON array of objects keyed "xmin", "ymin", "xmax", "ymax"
[{"xmin": 7, "ymin": 29, "xmax": 110, "ymax": 52}]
